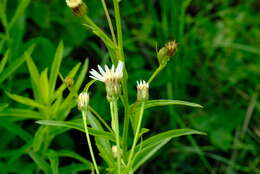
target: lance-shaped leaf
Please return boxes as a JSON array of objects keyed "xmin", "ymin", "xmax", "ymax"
[
  {"xmin": 36, "ymin": 119, "xmax": 115, "ymax": 142},
  {"xmin": 144, "ymin": 99, "xmax": 203, "ymax": 109},
  {"xmin": 132, "ymin": 129, "xmax": 205, "ymax": 172}
]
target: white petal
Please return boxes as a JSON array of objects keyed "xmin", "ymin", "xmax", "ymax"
[
  {"xmin": 111, "ymin": 65, "xmax": 115, "ymax": 73},
  {"xmin": 116, "ymin": 61, "xmax": 124, "ymax": 76},
  {"xmin": 104, "ymin": 65, "xmax": 110, "ymax": 73},
  {"xmin": 98, "ymin": 65, "xmax": 106, "ymax": 76},
  {"xmin": 90, "ymin": 70, "xmax": 103, "ymax": 81}
]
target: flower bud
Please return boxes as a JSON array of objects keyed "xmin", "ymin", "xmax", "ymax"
[
  {"xmin": 64, "ymin": 76, "xmax": 74, "ymax": 87},
  {"xmin": 78, "ymin": 92, "xmax": 89, "ymax": 111},
  {"xmin": 112, "ymin": 145, "xmax": 122, "ymax": 158},
  {"xmin": 157, "ymin": 40, "xmax": 177, "ymax": 66},
  {"xmin": 66, "ymin": 0, "xmax": 87, "ymax": 16},
  {"xmin": 137, "ymin": 80, "xmax": 149, "ymax": 101}
]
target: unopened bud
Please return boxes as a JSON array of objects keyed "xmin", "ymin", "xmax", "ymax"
[
  {"xmin": 78, "ymin": 92, "xmax": 89, "ymax": 111},
  {"xmin": 66, "ymin": 0, "xmax": 87, "ymax": 16},
  {"xmin": 112, "ymin": 145, "xmax": 122, "ymax": 158},
  {"xmin": 64, "ymin": 76, "xmax": 74, "ymax": 87},
  {"xmin": 137, "ymin": 80, "xmax": 149, "ymax": 101},
  {"xmin": 157, "ymin": 40, "xmax": 177, "ymax": 66}
]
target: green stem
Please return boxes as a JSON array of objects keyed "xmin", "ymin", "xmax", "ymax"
[
  {"xmin": 126, "ymin": 102, "xmax": 145, "ymax": 172},
  {"xmin": 82, "ymin": 15, "xmax": 115, "ymax": 49},
  {"xmin": 110, "ymin": 100, "xmax": 121, "ymax": 174},
  {"xmin": 100, "ymin": 0, "xmax": 117, "ymax": 44},
  {"xmin": 111, "ymin": 0, "xmax": 130, "ymax": 151},
  {"xmin": 148, "ymin": 65, "xmax": 165, "ymax": 83},
  {"xmin": 112, "ymin": 0, "xmax": 124, "ymax": 61},
  {"xmin": 82, "ymin": 111, "xmax": 100, "ymax": 174}
]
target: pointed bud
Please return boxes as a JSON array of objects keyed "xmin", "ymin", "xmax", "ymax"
[
  {"xmin": 137, "ymin": 80, "xmax": 149, "ymax": 101},
  {"xmin": 112, "ymin": 145, "xmax": 122, "ymax": 158},
  {"xmin": 78, "ymin": 92, "xmax": 89, "ymax": 111},
  {"xmin": 66, "ymin": 0, "xmax": 87, "ymax": 16},
  {"xmin": 157, "ymin": 40, "xmax": 177, "ymax": 66},
  {"xmin": 64, "ymin": 76, "xmax": 74, "ymax": 87}
]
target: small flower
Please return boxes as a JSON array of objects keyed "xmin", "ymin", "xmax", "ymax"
[
  {"xmin": 137, "ymin": 80, "xmax": 149, "ymax": 101},
  {"xmin": 78, "ymin": 92, "xmax": 89, "ymax": 110},
  {"xmin": 89, "ymin": 61, "xmax": 124, "ymax": 101},
  {"xmin": 66, "ymin": 0, "xmax": 87, "ymax": 16},
  {"xmin": 157, "ymin": 40, "xmax": 177, "ymax": 66}
]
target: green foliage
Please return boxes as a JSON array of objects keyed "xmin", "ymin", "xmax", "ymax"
[{"xmin": 0, "ymin": 0, "xmax": 259, "ymax": 173}]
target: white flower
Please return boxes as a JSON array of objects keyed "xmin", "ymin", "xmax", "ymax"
[
  {"xmin": 89, "ymin": 61, "xmax": 124, "ymax": 101},
  {"xmin": 66, "ymin": 0, "xmax": 82, "ymax": 8},
  {"xmin": 78, "ymin": 92, "xmax": 89, "ymax": 110},
  {"xmin": 137, "ymin": 80, "xmax": 149, "ymax": 101},
  {"xmin": 89, "ymin": 61, "xmax": 124, "ymax": 83},
  {"xmin": 137, "ymin": 80, "xmax": 149, "ymax": 90}
]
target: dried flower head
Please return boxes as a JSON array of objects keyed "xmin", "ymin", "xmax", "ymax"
[
  {"xmin": 78, "ymin": 92, "xmax": 89, "ymax": 110},
  {"xmin": 66, "ymin": 0, "xmax": 87, "ymax": 16},
  {"xmin": 137, "ymin": 80, "xmax": 149, "ymax": 101},
  {"xmin": 157, "ymin": 40, "xmax": 177, "ymax": 66},
  {"xmin": 89, "ymin": 61, "xmax": 124, "ymax": 101}
]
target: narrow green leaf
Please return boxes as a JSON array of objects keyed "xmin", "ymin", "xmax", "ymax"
[
  {"xmin": 8, "ymin": 0, "xmax": 31, "ymax": 30},
  {"xmin": 133, "ymin": 138, "xmax": 170, "ymax": 171},
  {"xmin": 144, "ymin": 99, "xmax": 203, "ymax": 109},
  {"xmin": 28, "ymin": 151, "xmax": 51, "ymax": 174},
  {"xmin": 39, "ymin": 68, "xmax": 50, "ymax": 104},
  {"xmin": 26, "ymin": 54, "xmax": 40, "ymax": 100},
  {"xmin": 0, "ymin": 119, "xmax": 32, "ymax": 142},
  {"xmin": 47, "ymin": 150, "xmax": 59, "ymax": 174},
  {"xmin": 74, "ymin": 58, "xmax": 89, "ymax": 92},
  {"xmin": 49, "ymin": 41, "xmax": 64, "ymax": 98},
  {"xmin": 0, "ymin": 54, "xmax": 25, "ymax": 83},
  {"xmin": 6, "ymin": 92, "xmax": 45, "ymax": 109},
  {"xmin": 36, "ymin": 119, "xmax": 115, "ymax": 141},
  {"xmin": 0, "ymin": 44, "xmax": 35, "ymax": 83},
  {"xmin": 0, "ymin": 49, "xmax": 9, "ymax": 73},
  {"xmin": 57, "ymin": 150, "xmax": 93, "ymax": 168},
  {"xmin": 132, "ymin": 129, "xmax": 205, "ymax": 171},
  {"xmin": 0, "ymin": 108, "xmax": 44, "ymax": 119}
]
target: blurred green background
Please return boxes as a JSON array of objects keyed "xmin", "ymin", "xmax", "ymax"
[{"xmin": 0, "ymin": 0, "xmax": 259, "ymax": 173}]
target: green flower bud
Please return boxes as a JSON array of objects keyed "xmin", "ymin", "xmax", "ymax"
[{"xmin": 157, "ymin": 40, "xmax": 177, "ymax": 66}]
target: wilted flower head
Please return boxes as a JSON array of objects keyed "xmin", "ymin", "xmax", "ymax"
[
  {"xmin": 137, "ymin": 80, "xmax": 149, "ymax": 101},
  {"xmin": 90, "ymin": 61, "xmax": 124, "ymax": 101},
  {"xmin": 64, "ymin": 76, "xmax": 74, "ymax": 87},
  {"xmin": 66, "ymin": 0, "xmax": 87, "ymax": 16},
  {"xmin": 157, "ymin": 40, "xmax": 177, "ymax": 66},
  {"xmin": 78, "ymin": 92, "xmax": 89, "ymax": 110}
]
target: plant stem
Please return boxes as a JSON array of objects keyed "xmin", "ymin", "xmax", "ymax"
[
  {"xmin": 126, "ymin": 102, "xmax": 145, "ymax": 173},
  {"xmin": 110, "ymin": 100, "xmax": 121, "ymax": 174},
  {"xmin": 82, "ymin": 111, "xmax": 99, "ymax": 174},
  {"xmin": 82, "ymin": 15, "xmax": 115, "ymax": 50},
  {"xmin": 112, "ymin": 0, "xmax": 124, "ymax": 61},
  {"xmin": 100, "ymin": 0, "xmax": 117, "ymax": 44},
  {"xmin": 148, "ymin": 65, "xmax": 164, "ymax": 83},
  {"xmin": 111, "ymin": 0, "xmax": 130, "ymax": 151}
]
